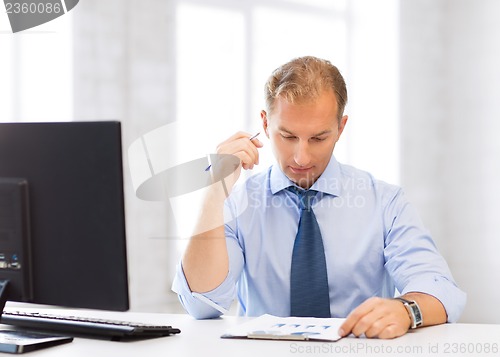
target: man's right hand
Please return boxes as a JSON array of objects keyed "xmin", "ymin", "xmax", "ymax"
[
  {"xmin": 216, "ymin": 131, "xmax": 263, "ymax": 167},
  {"xmin": 208, "ymin": 131, "xmax": 263, "ymax": 195}
]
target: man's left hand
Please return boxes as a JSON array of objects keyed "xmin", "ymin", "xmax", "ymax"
[{"xmin": 338, "ymin": 297, "xmax": 411, "ymax": 339}]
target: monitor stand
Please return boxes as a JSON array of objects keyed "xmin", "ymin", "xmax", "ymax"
[{"xmin": 0, "ymin": 280, "xmax": 8, "ymax": 315}]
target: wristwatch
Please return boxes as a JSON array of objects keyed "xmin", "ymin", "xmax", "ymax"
[{"xmin": 393, "ymin": 297, "xmax": 423, "ymax": 329}]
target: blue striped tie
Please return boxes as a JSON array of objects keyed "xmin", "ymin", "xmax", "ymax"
[{"xmin": 289, "ymin": 187, "xmax": 330, "ymax": 318}]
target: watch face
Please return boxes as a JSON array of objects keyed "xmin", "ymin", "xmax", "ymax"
[
  {"xmin": 413, "ymin": 306, "xmax": 423, "ymax": 325},
  {"xmin": 394, "ymin": 297, "xmax": 422, "ymax": 328},
  {"xmin": 408, "ymin": 301, "xmax": 423, "ymax": 328},
  {"xmin": 413, "ymin": 306, "xmax": 422, "ymax": 319}
]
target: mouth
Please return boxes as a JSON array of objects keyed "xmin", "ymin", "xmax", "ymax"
[{"xmin": 289, "ymin": 166, "xmax": 314, "ymax": 174}]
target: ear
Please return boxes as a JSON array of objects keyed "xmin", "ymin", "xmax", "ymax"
[
  {"xmin": 337, "ymin": 115, "xmax": 348, "ymax": 139},
  {"xmin": 261, "ymin": 110, "xmax": 270, "ymax": 138}
]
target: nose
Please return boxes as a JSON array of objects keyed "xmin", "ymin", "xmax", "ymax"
[{"xmin": 294, "ymin": 140, "xmax": 311, "ymax": 167}]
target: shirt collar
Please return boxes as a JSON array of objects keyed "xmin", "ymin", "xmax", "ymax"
[{"xmin": 270, "ymin": 155, "xmax": 343, "ymax": 197}]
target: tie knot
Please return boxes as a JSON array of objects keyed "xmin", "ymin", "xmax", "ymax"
[{"xmin": 288, "ymin": 187, "xmax": 317, "ymax": 210}]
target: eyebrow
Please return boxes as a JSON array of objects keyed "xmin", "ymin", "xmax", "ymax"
[{"xmin": 278, "ymin": 127, "xmax": 332, "ymax": 137}]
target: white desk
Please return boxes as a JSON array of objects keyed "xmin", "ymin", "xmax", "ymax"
[{"xmin": 2, "ymin": 308, "xmax": 499, "ymax": 357}]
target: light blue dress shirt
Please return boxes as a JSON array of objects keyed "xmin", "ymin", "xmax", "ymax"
[{"xmin": 172, "ymin": 155, "xmax": 466, "ymax": 321}]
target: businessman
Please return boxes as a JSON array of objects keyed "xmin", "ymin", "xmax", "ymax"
[{"xmin": 172, "ymin": 56, "xmax": 466, "ymax": 339}]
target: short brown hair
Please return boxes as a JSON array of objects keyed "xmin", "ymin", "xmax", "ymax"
[{"xmin": 264, "ymin": 56, "xmax": 348, "ymax": 122}]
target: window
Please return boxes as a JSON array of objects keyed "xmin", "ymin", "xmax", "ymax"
[
  {"xmin": 0, "ymin": 9, "xmax": 73, "ymax": 122},
  {"xmin": 175, "ymin": 0, "xmax": 348, "ymax": 171}
]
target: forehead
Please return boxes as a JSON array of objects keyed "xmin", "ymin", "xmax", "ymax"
[{"xmin": 268, "ymin": 90, "xmax": 339, "ymax": 133}]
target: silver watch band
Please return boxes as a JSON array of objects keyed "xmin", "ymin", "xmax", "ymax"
[{"xmin": 394, "ymin": 297, "xmax": 423, "ymax": 329}]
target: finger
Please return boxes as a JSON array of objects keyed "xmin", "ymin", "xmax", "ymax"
[
  {"xmin": 338, "ymin": 297, "xmax": 381, "ymax": 337},
  {"xmin": 218, "ymin": 138, "xmax": 260, "ymax": 168},
  {"xmin": 235, "ymin": 143, "xmax": 259, "ymax": 168},
  {"xmin": 220, "ymin": 132, "xmax": 263, "ymax": 153},
  {"xmin": 219, "ymin": 131, "xmax": 260, "ymax": 147},
  {"xmin": 377, "ymin": 322, "xmax": 407, "ymax": 339},
  {"xmin": 220, "ymin": 131, "xmax": 254, "ymax": 143},
  {"xmin": 242, "ymin": 135, "xmax": 263, "ymax": 165},
  {"xmin": 350, "ymin": 309, "xmax": 383, "ymax": 338},
  {"xmin": 217, "ymin": 135, "xmax": 258, "ymax": 155},
  {"xmin": 231, "ymin": 150, "xmax": 257, "ymax": 170},
  {"xmin": 364, "ymin": 315, "xmax": 391, "ymax": 338},
  {"xmin": 250, "ymin": 137, "xmax": 264, "ymax": 149},
  {"xmin": 249, "ymin": 132, "xmax": 264, "ymax": 148}
]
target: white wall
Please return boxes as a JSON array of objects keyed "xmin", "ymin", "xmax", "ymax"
[{"xmin": 400, "ymin": 0, "xmax": 500, "ymax": 323}]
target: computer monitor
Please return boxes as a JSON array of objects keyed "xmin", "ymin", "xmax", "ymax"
[{"xmin": 0, "ymin": 121, "xmax": 129, "ymax": 313}]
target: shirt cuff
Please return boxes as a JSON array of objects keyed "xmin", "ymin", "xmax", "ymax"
[
  {"xmin": 171, "ymin": 261, "xmax": 236, "ymax": 319},
  {"xmin": 401, "ymin": 275, "xmax": 467, "ymax": 323}
]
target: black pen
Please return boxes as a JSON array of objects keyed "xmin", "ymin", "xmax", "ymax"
[{"xmin": 205, "ymin": 132, "xmax": 261, "ymax": 171}]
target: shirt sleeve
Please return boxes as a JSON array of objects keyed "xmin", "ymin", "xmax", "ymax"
[
  {"xmin": 382, "ymin": 188, "xmax": 466, "ymax": 322},
  {"xmin": 171, "ymin": 197, "xmax": 245, "ymax": 319},
  {"xmin": 171, "ymin": 259, "xmax": 235, "ymax": 319}
]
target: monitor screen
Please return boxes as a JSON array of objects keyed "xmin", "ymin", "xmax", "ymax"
[{"xmin": 0, "ymin": 121, "xmax": 129, "ymax": 311}]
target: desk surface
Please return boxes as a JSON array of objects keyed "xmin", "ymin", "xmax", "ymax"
[{"xmin": 2, "ymin": 307, "xmax": 499, "ymax": 357}]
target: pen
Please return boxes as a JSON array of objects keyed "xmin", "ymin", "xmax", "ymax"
[
  {"xmin": 205, "ymin": 132, "xmax": 260, "ymax": 171},
  {"xmin": 247, "ymin": 131, "xmax": 261, "ymax": 141}
]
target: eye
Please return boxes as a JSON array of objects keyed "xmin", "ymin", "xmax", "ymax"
[
  {"xmin": 281, "ymin": 134, "xmax": 297, "ymax": 140},
  {"xmin": 311, "ymin": 137, "xmax": 326, "ymax": 142}
]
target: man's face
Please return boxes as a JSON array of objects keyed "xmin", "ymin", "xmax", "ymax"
[{"xmin": 261, "ymin": 90, "xmax": 348, "ymax": 189}]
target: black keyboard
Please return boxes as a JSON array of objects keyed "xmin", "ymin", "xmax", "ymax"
[{"xmin": 1, "ymin": 311, "xmax": 181, "ymax": 340}]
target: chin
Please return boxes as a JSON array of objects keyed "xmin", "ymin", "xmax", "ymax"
[
  {"xmin": 282, "ymin": 166, "xmax": 317, "ymax": 188},
  {"xmin": 290, "ymin": 175, "xmax": 316, "ymax": 189}
]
